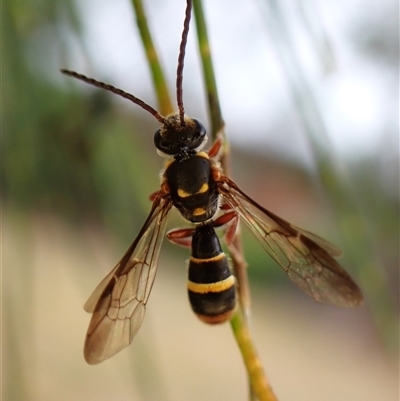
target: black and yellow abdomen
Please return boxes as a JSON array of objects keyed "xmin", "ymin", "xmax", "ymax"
[{"xmin": 188, "ymin": 223, "xmax": 236, "ymax": 324}]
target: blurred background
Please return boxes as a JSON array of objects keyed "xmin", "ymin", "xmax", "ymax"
[{"xmin": 3, "ymin": 0, "xmax": 399, "ymax": 400}]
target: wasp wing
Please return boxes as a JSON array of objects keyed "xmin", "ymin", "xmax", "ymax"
[
  {"xmin": 218, "ymin": 178, "xmax": 363, "ymax": 307},
  {"xmin": 84, "ymin": 193, "xmax": 172, "ymax": 364}
]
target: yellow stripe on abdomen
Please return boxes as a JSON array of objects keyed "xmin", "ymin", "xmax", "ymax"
[
  {"xmin": 187, "ymin": 275, "xmax": 235, "ymax": 294},
  {"xmin": 190, "ymin": 252, "xmax": 226, "ymax": 264}
]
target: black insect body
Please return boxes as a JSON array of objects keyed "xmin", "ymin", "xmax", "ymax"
[
  {"xmin": 164, "ymin": 151, "xmax": 219, "ymax": 222},
  {"xmin": 187, "ymin": 223, "xmax": 236, "ymax": 324},
  {"xmin": 61, "ymin": 0, "xmax": 363, "ymax": 365}
]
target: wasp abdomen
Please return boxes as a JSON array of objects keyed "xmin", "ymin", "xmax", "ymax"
[{"xmin": 188, "ymin": 224, "xmax": 236, "ymax": 324}]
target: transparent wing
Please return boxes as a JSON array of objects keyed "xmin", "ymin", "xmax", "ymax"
[
  {"xmin": 218, "ymin": 178, "xmax": 363, "ymax": 307},
  {"xmin": 84, "ymin": 193, "xmax": 172, "ymax": 364}
]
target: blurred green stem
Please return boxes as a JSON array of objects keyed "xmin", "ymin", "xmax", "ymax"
[
  {"xmin": 191, "ymin": 0, "xmax": 252, "ymax": 313},
  {"xmin": 131, "ymin": 0, "xmax": 173, "ymax": 115},
  {"xmin": 132, "ymin": 0, "xmax": 276, "ymax": 399},
  {"xmin": 192, "ymin": 1, "xmax": 276, "ymax": 400},
  {"xmin": 191, "ymin": 0, "xmax": 224, "ymax": 138},
  {"xmin": 258, "ymin": 0, "xmax": 398, "ymax": 352},
  {"xmin": 231, "ymin": 310, "xmax": 278, "ymax": 401}
]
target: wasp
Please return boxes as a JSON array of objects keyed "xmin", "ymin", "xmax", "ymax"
[{"xmin": 61, "ymin": 0, "xmax": 363, "ymax": 365}]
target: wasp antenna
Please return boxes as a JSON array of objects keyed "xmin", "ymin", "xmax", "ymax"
[
  {"xmin": 60, "ymin": 69, "xmax": 168, "ymax": 125},
  {"xmin": 176, "ymin": 0, "xmax": 192, "ymax": 125}
]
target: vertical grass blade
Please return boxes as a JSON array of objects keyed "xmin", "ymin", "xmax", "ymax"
[
  {"xmin": 131, "ymin": 0, "xmax": 174, "ymax": 115},
  {"xmin": 258, "ymin": 0, "xmax": 398, "ymax": 352},
  {"xmin": 192, "ymin": 0, "xmax": 224, "ymax": 138},
  {"xmin": 192, "ymin": 1, "xmax": 277, "ymax": 399}
]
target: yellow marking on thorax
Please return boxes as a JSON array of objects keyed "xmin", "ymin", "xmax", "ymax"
[
  {"xmin": 187, "ymin": 275, "xmax": 235, "ymax": 294},
  {"xmin": 190, "ymin": 252, "xmax": 226, "ymax": 264},
  {"xmin": 177, "ymin": 182, "xmax": 209, "ymax": 198},
  {"xmin": 177, "ymin": 188, "xmax": 191, "ymax": 198},
  {"xmin": 192, "ymin": 207, "xmax": 206, "ymax": 216},
  {"xmin": 163, "ymin": 158, "xmax": 174, "ymax": 170},
  {"xmin": 197, "ymin": 151, "xmax": 209, "ymax": 159}
]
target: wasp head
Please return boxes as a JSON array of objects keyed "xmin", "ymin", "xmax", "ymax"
[{"xmin": 154, "ymin": 114, "xmax": 207, "ymax": 159}]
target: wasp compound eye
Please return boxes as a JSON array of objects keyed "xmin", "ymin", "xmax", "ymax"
[{"xmin": 189, "ymin": 119, "xmax": 207, "ymax": 148}]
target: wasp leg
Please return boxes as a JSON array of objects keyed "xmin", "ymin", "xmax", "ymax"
[
  {"xmin": 167, "ymin": 227, "xmax": 195, "ymax": 248},
  {"xmin": 207, "ymin": 133, "xmax": 224, "ymax": 158},
  {"xmin": 168, "ymin": 208, "xmax": 238, "ymax": 248},
  {"xmin": 213, "ymin": 211, "xmax": 239, "ymax": 245}
]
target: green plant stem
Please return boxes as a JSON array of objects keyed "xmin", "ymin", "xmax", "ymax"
[
  {"xmin": 192, "ymin": 1, "xmax": 275, "ymax": 400},
  {"xmin": 192, "ymin": 0, "xmax": 224, "ymax": 138},
  {"xmin": 231, "ymin": 310, "xmax": 278, "ymax": 401},
  {"xmin": 131, "ymin": 0, "xmax": 173, "ymax": 115},
  {"xmin": 258, "ymin": 0, "xmax": 398, "ymax": 352},
  {"xmin": 132, "ymin": 0, "xmax": 277, "ymax": 398}
]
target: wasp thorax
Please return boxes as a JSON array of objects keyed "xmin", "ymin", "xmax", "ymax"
[{"xmin": 154, "ymin": 114, "xmax": 207, "ymax": 158}]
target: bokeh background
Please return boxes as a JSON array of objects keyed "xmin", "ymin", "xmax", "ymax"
[{"xmin": 4, "ymin": 0, "xmax": 399, "ymax": 400}]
